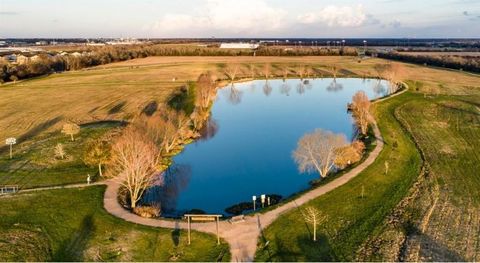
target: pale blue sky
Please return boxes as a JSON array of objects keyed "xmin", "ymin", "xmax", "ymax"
[{"xmin": 1, "ymin": 0, "xmax": 479, "ymax": 38}]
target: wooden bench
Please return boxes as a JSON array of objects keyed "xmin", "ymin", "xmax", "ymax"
[
  {"xmin": 228, "ymin": 215, "xmax": 245, "ymax": 224},
  {"xmin": 0, "ymin": 185, "xmax": 19, "ymax": 195}
]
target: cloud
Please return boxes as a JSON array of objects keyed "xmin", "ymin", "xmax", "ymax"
[
  {"xmin": 297, "ymin": 5, "xmax": 367, "ymax": 27},
  {"xmin": 389, "ymin": 20, "xmax": 402, "ymax": 28},
  {"xmin": 150, "ymin": 0, "xmax": 287, "ymax": 36},
  {"xmin": 461, "ymin": 10, "xmax": 480, "ymax": 21},
  {"xmin": 0, "ymin": 11, "xmax": 19, "ymax": 15}
]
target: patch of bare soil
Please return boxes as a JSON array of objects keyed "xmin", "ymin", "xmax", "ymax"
[
  {"xmin": 0, "ymin": 224, "xmax": 52, "ymax": 261},
  {"xmin": 83, "ymin": 230, "xmax": 140, "ymax": 261}
]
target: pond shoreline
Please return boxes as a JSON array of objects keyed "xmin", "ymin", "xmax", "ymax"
[{"xmin": 144, "ymin": 77, "xmax": 396, "ymax": 219}]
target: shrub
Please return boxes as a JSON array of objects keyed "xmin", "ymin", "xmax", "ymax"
[{"xmin": 133, "ymin": 205, "xmax": 161, "ymax": 218}]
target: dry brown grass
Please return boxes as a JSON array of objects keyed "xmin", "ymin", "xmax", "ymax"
[{"xmin": 1, "ymin": 56, "xmax": 479, "ymax": 143}]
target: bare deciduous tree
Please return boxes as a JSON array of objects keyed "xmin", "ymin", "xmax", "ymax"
[
  {"xmin": 374, "ymin": 63, "xmax": 405, "ymax": 93},
  {"xmin": 302, "ymin": 206, "xmax": 327, "ymax": 241},
  {"xmin": 136, "ymin": 110, "xmax": 192, "ymax": 155},
  {"xmin": 330, "ymin": 64, "xmax": 339, "ymax": 79},
  {"xmin": 282, "ymin": 65, "xmax": 290, "ymax": 80},
  {"xmin": 249, "ymin": 64, "xmax": 256, "ymax": 79},
  {"xmin": 61, "ymin": 123, "xmax": 80, "ymax": 141},
  {"xmin": 296, "ymin": 65, "xmax": 306, "ymax": 79},
  {"xmin": 351, "ymin": 91, "xmax": 371, "ymax": 135},
  {"xmin": 293, "ymin": 129, "xmax": 348, "ymax": 178},
  {"xmin": 195, "ymin": 72, "xmax": 217, "ymax": 110},
  {"xmin": 263, "ymin": 63, "xmax": 271, "ymax": 79},
  {"xmin": 54, "ymin": 143, "xmax": 66, "ymax": 159},
  {"xmin": 224, "ymin": 63, "xmax": 240, "ymax": 82},
  {"xmin": 107, "ymin": 126, "xmax": 162, "ymax": 209}
]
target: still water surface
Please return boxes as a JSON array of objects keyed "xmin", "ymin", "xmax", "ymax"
[{"xmin": 144, "ymin": 78, "xmax": 390, "ymax": 216}]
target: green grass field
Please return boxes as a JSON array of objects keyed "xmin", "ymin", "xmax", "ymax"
[
  {"xmin": 0, "ymin": 122, "xmax": 122, "ymax": 189},
  {"xmin": 0, "ymin": 186, "xmax": 230, "ymax": 261},
  {"xmin": 254, "ymin": 90, "xmax": 422, "ymax": 261}
]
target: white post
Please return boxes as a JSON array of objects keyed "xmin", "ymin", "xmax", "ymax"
[
  {"xmin": 188, "ymin": 216, "xmax": 191, "ymax": 245},
  {"xmin": 252, "ymin": 195, "xmax": 256, "ymax": 211},
  {"xmin": 261, "ymin": 194, "xmax": 266, "ymax": 208}
]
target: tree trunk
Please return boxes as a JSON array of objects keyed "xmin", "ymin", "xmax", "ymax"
[
  {"xmin": 70, "ymin": 134, "xmax": 74, "ymax": 141},
  {"xmin": 9, "ymin": 145, "xmax": 12, "ymax": 159},
  {"xmin": 313, "ymin": 222, "xmax": 317, "ymax": 241},
  {"xmin": 130, "ymin": 192, "xmax": 137, "ymax": 209},
  {"xmin": 98, "ymin": 163, "xmax": 103, "ymax": 177}
]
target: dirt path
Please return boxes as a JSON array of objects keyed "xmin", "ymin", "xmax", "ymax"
[
  {"xmin": 0, "ymin": 182, "xmax": 106, "ymax": 197},
  {"xmin": 102, "ymin": 120, "xmax": 385, "ymax": 262}
]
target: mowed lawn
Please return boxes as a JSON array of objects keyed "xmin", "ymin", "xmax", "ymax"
[
  {"xmin": 254, "ymin": 90, "xmax": 422, "ymax": 261},
  {"xmin": 0, "ymin": 186, "xmax": 230, "ymax": 261}
]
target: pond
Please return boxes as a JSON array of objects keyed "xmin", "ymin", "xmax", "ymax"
[{"xmin": 143, "ymin": 78, "xmax": 390, "ymax": 216}]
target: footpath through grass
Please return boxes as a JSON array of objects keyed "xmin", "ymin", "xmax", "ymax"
[
  {"xmin": 254, "ymin": 90, "xmax": 422, "ymax": 261},
  {"xmin": 0, "ymin": 186, "xmax": 230, "ymax": 261}
]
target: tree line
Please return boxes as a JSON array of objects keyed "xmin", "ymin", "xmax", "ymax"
[
  {"xmin": 371, "ymin": 51, "xmax": 480, "ymax": 73},
  {"xmin": 0, "ymin": 44, "xmax": 357, "ymax": 84}
]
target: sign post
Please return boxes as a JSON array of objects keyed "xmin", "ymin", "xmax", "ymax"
[
  {"xmin": 261, "ymin": 194, "xmax": 266, "ymax": 208},
  {"xmin": 252, "ymin": 195, "xmax": 257, "ymax": 211}
]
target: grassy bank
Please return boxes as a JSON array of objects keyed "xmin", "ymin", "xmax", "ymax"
[
  {"xmin": 0, "ymin": 122, "xmax": 122, "ymax": 188},
  {"xmin": 254, "ymin": 90, "xmax": 422, "ymax": 261},
  {"xmin": 0, "ymin": 186, "xmax": 230, "ymax": 261}
]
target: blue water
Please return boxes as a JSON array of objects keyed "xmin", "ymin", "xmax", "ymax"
[{"xmin": 144, "ymin": 78, "xmax": 389, "ymax": 216}]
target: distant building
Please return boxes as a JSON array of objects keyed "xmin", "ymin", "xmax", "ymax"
[
  {"xmin": 35, "ymin": 41, "xmax": 48, "ymax": 46},
  {"xmin": 220, "ymin": 43, "xmax": 259, "ymax": 49},
  {"xmin": 86, "ymin": 43, "xmax": 106, "ymax": 46}
]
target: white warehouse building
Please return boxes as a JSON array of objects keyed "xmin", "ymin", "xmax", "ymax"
[{"xmin": 219, "ymin": 43, "xmax": 259, "ymax": 49}]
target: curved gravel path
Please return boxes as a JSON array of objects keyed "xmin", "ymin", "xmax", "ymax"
[
  {"xmin": 103, "ymin": 85, "xmax": 413, "ymax": 261},
  {"xmin": 103, "ymin": 121, "xmax": 385, "ymax": 262}
]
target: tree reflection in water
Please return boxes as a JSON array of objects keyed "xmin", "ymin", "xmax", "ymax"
[
  {"xmin": 226, "ymin": 83, "xmax": 243, "ymax": 105},
  {"xmin": 372, "ymin": 80, "xmax": 387, "ymax": 98},
  {"xmin": 263, "ymin": 80, "xmax": 272, "ymax": 96},
  {"xmin": 326, "ymin": 79, "xmax": 344, "ymax": 92},
  {"xmin": 141, "ymin": 164, "xmax": 192, "ymax": 216},
  {"xmin": 296, "ymin": 80, "xmax": 306, "ymax": 94},
  {"xmin": 280, "ymin": 80, "xmax": 291, "ymax": 96},
  {"xmin": 198, "ymin": 116, "xmax": 219, "ymax": 141}
]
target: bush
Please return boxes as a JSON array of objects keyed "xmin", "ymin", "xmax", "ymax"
[{"xmin": 133, "ymin": 205, "xmax": 161, "ymax": 218}]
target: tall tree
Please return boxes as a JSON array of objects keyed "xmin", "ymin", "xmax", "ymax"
[
  {"xmin": 292, "ymin": 129, "xmax": 348, "ymax": 178},
  {"xmin": 195, "ymin": 72, "xmax": 216, "ymax": 110},
  {"xmin": 351, "ymin": 91, "xmax": 371, "ymax": 135},
  {"xmin": 107, "ymin": 126, "xmax": 162, "ymax": 209}
]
